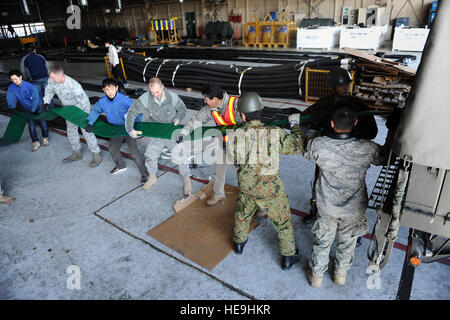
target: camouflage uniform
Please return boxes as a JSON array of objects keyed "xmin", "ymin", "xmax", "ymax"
[
  {"xmin": 43, "ymin": 75, "xmax": 100, "ymax": 153},
  {"xmin": 125, "ymin": 88, "xmax": 189, "ymax": 176},
  {"xmin": 302, "ymin": 135, "xmax": 386, "ymax": 275},
  {"xmin": 179, "ymin": 92, "xmax": 243, "ymax": 198},
  {"xmin": 228, "ymin": 120, "xmax": 305, "ymax": 256},
  {"xmin": 302, "ymin": 94, "xmax": 379, "ymax": 222}
]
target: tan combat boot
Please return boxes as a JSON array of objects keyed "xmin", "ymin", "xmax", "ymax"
[
  {"xmin": 63, "ymin": 150, "xmax": 82, "ymax": 163},
  {"xmin": 89, "ymin": 152, "xmax": 102, "ymax": 168},
  {"xmin": 305, "ymin": 264, "xmax": 323, "ymax": 288},
  {"xmin": 0, "ymin": 195, "xmax": 15, "ymax": 204},
  {"xmin": 206, "ymin": 194, "xmax": 225, "ymax": 206},
  {"xmin": 142, "ymin": 173, "xmax": 157, "ymax": 191},
  {"xmin": 183, "ymin": 176, "xmax": 192, "ymax": 196},
  {"xmin": 333, "ymin": 269, "xmax": 347, "ymax": 286},
  {"xmin": 32, "ymin": 141, "xmax": 41, "ymax": 152}
]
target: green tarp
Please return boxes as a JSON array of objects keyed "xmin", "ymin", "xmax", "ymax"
[
  {"xmin": 0, "ymin": 106, "xmax": 249, "ymax": 145},
  {"xmin": 0, "ymin": 105, "xmax": 389, "ymax": 146}
]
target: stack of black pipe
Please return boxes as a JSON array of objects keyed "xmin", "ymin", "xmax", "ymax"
[
  {"xmin": 136, "ymin": 46, "xmax": 346, "ymax": 62},
  {"xmin": 119, "ymin": 51, "xmax": 343, "ymax": 99}
]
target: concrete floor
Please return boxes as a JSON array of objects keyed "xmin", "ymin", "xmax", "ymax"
[{"xmin": 0, "ymin": 54, "xmax": 448, "ymax": 300}]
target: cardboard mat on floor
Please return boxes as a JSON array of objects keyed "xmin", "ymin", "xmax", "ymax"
[{"xmin": 147, "ymin": 181, "xmax": 259, "ymax": 270}]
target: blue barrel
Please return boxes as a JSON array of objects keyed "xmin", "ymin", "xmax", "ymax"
[
  {"xmin": 262, "ymin": 26, "xmax": 271, "ymax": 42},
  {"xmin": 277, "ymin": 25, "xmax": 287, "ymax": 43},
  {"xmin": 248, "ymin": 26, "xmax": 256, "ymax": 43}
]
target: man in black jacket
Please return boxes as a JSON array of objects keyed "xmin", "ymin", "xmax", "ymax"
[{"xmin": 301, "ymin": 68, "xmax": 378, "ymax": 228}]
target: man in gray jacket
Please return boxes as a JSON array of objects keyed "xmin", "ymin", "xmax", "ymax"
[
  {"xmin": 125, "ymin": 77, "xmax": 190, "ymax": 194},
  {"xmin": 300, "ymin": 105, "xmax": 386, "ymax": 288},
  {"xmin": 177, "ymin": 83, "xmax": 242, "ymax": 206},
  {"xmin": 43, "ymin": 65, "xmax": 102, "ymax": 167}
]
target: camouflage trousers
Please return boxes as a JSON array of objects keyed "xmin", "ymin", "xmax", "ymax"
[
  {"xmin": 233, "ymin": 192, "xmax": 296, "ymax": 256},
  {"xmin": 66, "ymin": 119, "xmax": 100, "ymax": 153},
  {"xmin": 309, "ymin": 212, "xmax": 369, "ymax": 276}
]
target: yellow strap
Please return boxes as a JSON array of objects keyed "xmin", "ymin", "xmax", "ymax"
[
  {"xmin": 211, "ymin": 111, "xmax": 227, "ymax": 126},
  {"xmin": 228, "ymin": 97, "xmax": 237, "ymax": 125}
]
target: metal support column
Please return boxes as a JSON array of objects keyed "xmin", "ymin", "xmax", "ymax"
[{"xmin": 396, "ymin": 228, "xmax": 416, "ymax": 300}]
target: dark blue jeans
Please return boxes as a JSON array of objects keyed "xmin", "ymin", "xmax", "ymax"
[
  {"xmin": 32, "ymin": 77, "xmax": 54, "ymax": 108},
  {"xmin": 24, "ymin": 104, "xmax": 48, "ymax": 142},
  {"xmin": 112, "ymin": 64, "xmax": 128, "ymax": 84}
]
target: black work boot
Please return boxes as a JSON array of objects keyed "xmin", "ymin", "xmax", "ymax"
[
  {"xmin": 234, "ymin": 240, "xmax": 248, "ymax": 255},
  {"xmin": 281, "ymin": 249, "xmax": 301, "ymax": 270},
  {"xmin": 141, "ymin": 175, "xmax": 149, "ymax": 184},
  {"xmin": 303, "ymin": 198, "xmax": 317, "ymax": 225}
]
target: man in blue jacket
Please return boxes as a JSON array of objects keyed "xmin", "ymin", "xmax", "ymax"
[
  {"xmin": 6, "ymin": 69, "xmax": 49, "ymax": 152},
  {"xmin": 86, "ymin": 78, "xmax": 148, "ymax": 182},
  {"xmin": 20, "ymin": 45, "xmax": 52, "ymax": 108}
]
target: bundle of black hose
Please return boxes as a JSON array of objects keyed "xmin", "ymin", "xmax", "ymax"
[{"xmin": 118, "ymin": 51, "xmax": 343, "ymax": 99}]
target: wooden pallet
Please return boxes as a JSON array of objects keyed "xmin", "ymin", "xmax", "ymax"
[
  {"xmin": 368, "ymin": 104, "xmax": 394, "ymax": 112},
  {"xmin": 245, "ymin": 43, "xmax": 287, "ymax": 49},
  {"xmin": 257, "ymin": 43, "xmax": 273, "ymax": 48},
  {"xmin": 273, "ymin": 43, "xmax": 289, "ymax": 49}
]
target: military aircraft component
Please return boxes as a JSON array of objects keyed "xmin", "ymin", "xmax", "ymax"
[{"xmin": 367, "ymin": 1, "xmax": 449, "ymax": 300}]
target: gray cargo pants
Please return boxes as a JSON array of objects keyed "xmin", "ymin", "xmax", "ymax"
[
  {"xmin": 309, "ymin": 211, "xmax": 369, "ymax": 275},
  {"xmin": 145, "ymin": 137, "xmax": 190, "ymax": 176},
  {"xmin": 66, "ymin": 120, "xmax": 100, "ymax": 153}
]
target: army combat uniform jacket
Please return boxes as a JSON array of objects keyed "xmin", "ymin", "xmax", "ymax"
[
  {"xmin": 302, "ymin": 136, "xmax": 385, "ymax": 218},
  {"xmin": 228, "ymin": 120, "xmax": 305, "ymax": 256},
  {"xmin": 43, "ymin": 75, "xmax": 100, "ymax": 153},
  {"xmin": 44, "ymin": 75, "xmax": 90, "ymax": 112}
]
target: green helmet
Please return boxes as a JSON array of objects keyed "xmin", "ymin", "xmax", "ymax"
[
  {"xmin": 237, "ymin": 91, "xmax": 263, "ymax": 114},
  {"xmin": 328, "ymin": 68, "xmax": 352, "ymax": 88}
]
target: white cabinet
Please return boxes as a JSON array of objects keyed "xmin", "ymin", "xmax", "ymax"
[
  {"xmin": 339, "ymin": 26, "xmax": 387, "ymax": 50},
  {"xmin": 392, "ymin": 27, "xmax": 430, "ymax": 52},
  {"xmin": 297, "ymin": 27, "xmax": 341, "ymax": 49}
]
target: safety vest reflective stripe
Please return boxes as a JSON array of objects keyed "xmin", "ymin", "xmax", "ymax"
[
  {"xmin": 226, "ymin": 96, "xmax": 237, "ymax": 125},
  {"xmin": 210, "ymin": 96, "xmax": 238, "ymax": 126},
  {"xmin": 211, "ymin": 110, "xmax": 227, "ymax": 126},
  {"xmin": 210, "ymin": 96, "xmax": 238, "ymax": 143}
]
